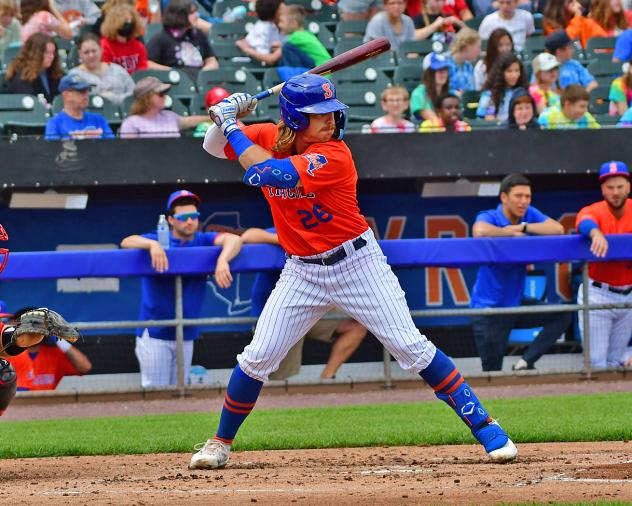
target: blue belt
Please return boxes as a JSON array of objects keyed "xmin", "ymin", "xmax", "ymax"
[{"xmin": 299, "ymin": 237, "xmax": 367, "ymax": 266}]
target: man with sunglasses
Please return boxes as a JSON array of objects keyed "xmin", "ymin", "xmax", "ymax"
[{"xmin": 121, "ymin": 190, "xmax": 243, "ymax": 388}]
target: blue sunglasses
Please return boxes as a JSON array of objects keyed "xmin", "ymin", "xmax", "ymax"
[{"xmin": 173, "ymin": 211, "xmax": 200, "ymax": 221}]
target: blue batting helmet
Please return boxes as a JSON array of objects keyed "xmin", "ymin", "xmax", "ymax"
[{"xmin": 279, "ymin": 74, "xmax": 348, "ymax": 140}]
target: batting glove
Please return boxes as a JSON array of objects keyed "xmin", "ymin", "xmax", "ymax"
[
  {"xmin": 209, "ymin": 99, "xmax": 239, "ymax": 137},
  {"xmin": 227, "ymin": 93, "xmax": 258, "ymax": 118}
]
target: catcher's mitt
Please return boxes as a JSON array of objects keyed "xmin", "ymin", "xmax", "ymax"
[{"xmin": 14, "ymin": 308, "xmax": 80, "ymax": 343}]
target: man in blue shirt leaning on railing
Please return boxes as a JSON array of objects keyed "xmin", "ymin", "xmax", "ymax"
[
  {"xmin": 120, "ymin": 190, "xmax": 243, "ymax": 388},
  {"xmin": 470, "ymin": 173, "xmax": 572, "ymax": 372}
]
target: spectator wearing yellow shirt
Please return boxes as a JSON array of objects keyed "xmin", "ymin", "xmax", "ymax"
[
  {"xmin": 538, "ymin": 84, "xmax": 601, "ymax": 129},
  {"xmin": 419, "ymin": 92, "xmax": 472, "ymax": 132}
]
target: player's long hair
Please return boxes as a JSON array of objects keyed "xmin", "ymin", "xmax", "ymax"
[{"xmin": 273, "ymin": 120, "xmax": 296, "ymax": 152}]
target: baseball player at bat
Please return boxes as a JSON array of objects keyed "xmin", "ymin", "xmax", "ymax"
[
  {"xmin": 190, "ymin": 74, "xmax": 517, "ymax": 469},
  {"xmin": 0, "ymin": 224, "xmax": 81, "ymax": 416}
]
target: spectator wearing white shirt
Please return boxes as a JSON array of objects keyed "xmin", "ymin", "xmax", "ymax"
[
  {"xmin": 478, "ymin": 0, "xmax": 535, "ymax": 52},
  {"xmin": 235, "ymin": 0, "xmax": 284, "ymax": 66}
]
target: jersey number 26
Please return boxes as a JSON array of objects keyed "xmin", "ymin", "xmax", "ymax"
[{"xmin": 297, "ymin": 205, "xmax": 333, "ymax": 229}]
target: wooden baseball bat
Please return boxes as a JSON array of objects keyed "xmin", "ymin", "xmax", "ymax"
[{"xmin": 253, "ymin": 37, "xmax": 391, "ymax": 101}]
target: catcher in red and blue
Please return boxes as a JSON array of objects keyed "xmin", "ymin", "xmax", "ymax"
[
  {"xmin": 0, "ymin": 224, "xmax": 80, "ymax": 416},
  {"xmin": 191, "ymin": 74, "xmax": 518, "ymax": 469}
]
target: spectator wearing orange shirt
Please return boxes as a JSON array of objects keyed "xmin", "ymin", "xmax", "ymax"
[
  {"xmin": 7, "ymin": 307, "xmax": 91, "ymax": 391},
  {"xmin": 589, "ymin": 0, "xmax": 632, "ymax": 37},
  {"xmin": 576, "ymin": 161, "xmax": 632, "ymax": 369},
  {"xmin": 544, "ymin": 0, "xmax": 610, "ymax": 47}
]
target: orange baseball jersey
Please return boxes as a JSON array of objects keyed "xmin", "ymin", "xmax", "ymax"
[
  {"xmin": 8, "ymin": 345, "xmax": 79, "ymax": 390},
  {"xmin": 576, "ymin": 199, "xmax": 632, "ymax": 285},
  {"xmin": 225, "ymin": 123, "xmax": 369, "ymax": 256}
]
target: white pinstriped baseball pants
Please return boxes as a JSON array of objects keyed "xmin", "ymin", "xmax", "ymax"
[{"xmin": 238, "ymin": 229, "xmax": 437, "ymax": 381}]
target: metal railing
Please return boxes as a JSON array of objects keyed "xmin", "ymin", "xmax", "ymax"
[{"xmin": 5, "ymin": 235, "xmax": 632, "ymax": 398}]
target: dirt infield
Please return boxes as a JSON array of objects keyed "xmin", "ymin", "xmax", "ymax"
[{"xmin": 1, "ymin": 441, "xmax": 630, "ymax": 504}]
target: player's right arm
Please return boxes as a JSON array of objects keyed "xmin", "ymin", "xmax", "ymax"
[
  {"xmin": 576, "ymin": 206, "xmax": 608, "ymax": 257},
  {"xmin": 120, "ymin": 235, "xmax": 168, "ymax": 273}
]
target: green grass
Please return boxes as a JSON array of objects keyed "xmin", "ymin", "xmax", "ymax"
[{"xmin": 2, "ymin": 392, "xmax": 632, "ymax": 459}]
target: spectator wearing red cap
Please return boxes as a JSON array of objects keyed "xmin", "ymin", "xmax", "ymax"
[
  {"xmin": 120, "ymin": 190, "xmax": 243, "ymax": 388},
  {"xmin": 576, "ymin": 161, "xmax": 632, "ymax": 369},
  {"xmin": 193, "ymin": 86, "xmax": 231, "ymax": 138}
]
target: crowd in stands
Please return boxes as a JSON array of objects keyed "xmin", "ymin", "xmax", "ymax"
[{"xmin": 0, "ymin": 0, "xmax": 631, "ymax": 137}]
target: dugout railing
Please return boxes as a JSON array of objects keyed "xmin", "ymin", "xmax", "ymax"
[{"xmin": 2, "ymin": 234, "xmax": 631, "ymax": 398}]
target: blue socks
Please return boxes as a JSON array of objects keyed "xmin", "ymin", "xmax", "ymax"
[
  {"xmin": 215, "ymin": 365, "xmax": 263, "ymax": 445},
  {"xmin": 420, "ymin": 349, "xmax": 492, "ymax": 434}
]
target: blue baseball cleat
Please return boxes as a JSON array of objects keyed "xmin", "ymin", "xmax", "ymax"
[{"xmin": 472, "ymin": 420, "xmax": 518, "ymax": 463}]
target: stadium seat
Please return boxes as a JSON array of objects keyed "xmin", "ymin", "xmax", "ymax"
[
  {"xmin": 2, "ymin": 46, "xmax": 20, "ymax": 72},
  {"xmin": 589, "ymin": 86, "xmax": 610, "ymax": 115},
  {"xmin": 461, "ymin": 90, "xmax": 481, "ymax": 120},
  {"xmin": 133, "ymin": 69, "xmax": 198, "ymax": 99},
  {"xmin": 333, "ymin": 39, "xmax": 363, "ymax": 56},
  {"xmin": 334, "ymin": 20, "xmax": 368, "ymax": 40},
  {"xmin": 305, "ymin": 2, "xmax": 338, "ymax": 22},
  {"xmin": 533, "ymin": 13, "xmax": 543, "ymax": 35},
  {"xmin": 196, "ymin": 68, "xmax": 262, "ymax": 96},
  {"xmin": 254, "ymin": 96, "xmax": 281, "ymax": 123},
  {"xmin": 66, "ymin": 44, "xmax": 80, "ymax": 69},
  {"xmin": 51, "ymin": 94, "xmax": 123, "ymax": 127},
  {"xmin": 262, "ymin": 67, "xmax": 282, "ymax": 90},
  {"xmin": 332, "ymin": 66, "xmax": 392, "ymax": 94},
  {"xmin": 587, "ymin": 60, "xmax": 623, "ymax": 78},
  {"xmin": 464, "ymin": 17, "xmax": 483, "ymax": 31},
  {"xmin": 335, "ymin": 83, "xmax": 382, "ymax": 120},
  {"xmin": 397, "ymin": 40, "xmax": 444, "ymax": 62},
  {"xmin": 393, "ymin": 63, "xmax": 423, "ymax": 92},
  {"xmin": 209, "ymin": 21, "xmax": 248, "ymax": 43},
  {"xmin": 308, "ymin": 21, "xmax": 336, "ymax": 53},
  {"xmin": 585, "ymin": 36, "xmax": 616, "ymax": 61},
  {"xmin": 522, "ymin": 36, "xmax": 546, "ymax": 59},
  {"xmin": 144, "ymin": 23, "xmax": 163, "ymax": 42},
  {"xmin": 211, "ymin": 40, "xmax": 263, "ymax": 67},
  {"xmin": 0, "ymin": 93, "xmax": 49, "ymax": 135}
]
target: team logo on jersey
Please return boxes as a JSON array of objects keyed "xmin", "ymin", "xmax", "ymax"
[{"xmin": 303, "ymin": 153, "xmax": 328, "ymax": 177}]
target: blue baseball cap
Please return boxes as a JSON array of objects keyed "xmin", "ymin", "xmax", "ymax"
[
  {"xmin": 59, "ymin": 74, "xmax": 93, "ymax": 92},
  {"xmin": 598, "ymin": 161, "xmax": 630, "ymax": 181},
  {"xmin": 167, "ymin": 190, "xmax": 201, "ymax": 210},
  {"xmin": 423, "ymin": 52, "xmax": 450, "ymax": 71}
]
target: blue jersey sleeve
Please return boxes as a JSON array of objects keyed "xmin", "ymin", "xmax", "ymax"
[{"xmin": 141, "ymin": 232, "xmax": 158, "ymax": 240}]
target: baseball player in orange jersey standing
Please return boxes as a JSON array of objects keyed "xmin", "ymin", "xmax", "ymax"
[
  {"xmin": 190, "ymin": 74, "xmax": 518, "ymax": 469},
  {"xmin": 576, "ymin": 161, "xmax": 632, "ymax": 369}
]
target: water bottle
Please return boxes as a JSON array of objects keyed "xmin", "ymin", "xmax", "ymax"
[{"xmin": 157, "ymin": 214, "xmax": 170, "ymax": 249}]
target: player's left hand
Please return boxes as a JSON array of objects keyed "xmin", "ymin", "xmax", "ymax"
[
  {"xmin": 209, "ymin": 100, "xmax": 239, "ymax": 138},
  {"xmin": 214, "ymin": 259, "xmax": 233, "ymax": 289},
  {"xmin": 227, "ymin": 93, "xmax": 258, "ymax": 118},
  {"xmin": 14, "ymin": 308, "xmax": 80, "ymax": 344}
]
